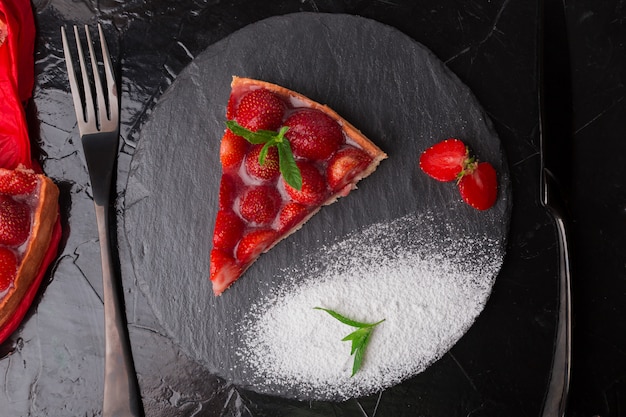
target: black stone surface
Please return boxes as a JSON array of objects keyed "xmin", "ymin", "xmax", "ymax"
[
  {"xmin": 123, "ymin": 13, "xmax": 510, "ymax": 401},
  {"xmin": 0, "ymin": 0, "xmax": 623, "ymax": 416}
]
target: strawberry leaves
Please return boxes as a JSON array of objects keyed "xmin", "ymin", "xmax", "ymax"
[
  {"xmin": 419, "ymin": 138, "xmax": 498, "ymax": 210},
  {"xmin": 226, "ymin": 120, "xmax": 302, "ymax": 190},
  {"xmin": 314, "ymin": 307, "xmax": 385, "ymax": 376}
]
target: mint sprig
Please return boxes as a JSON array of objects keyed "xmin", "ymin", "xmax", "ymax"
[
  {"xmin": 314, "ymin": 307, "xmax": 385, "ymax": 376},
  {"xmin": 226, "ymin": 120, "xmax": 302, "ymax": 190}
]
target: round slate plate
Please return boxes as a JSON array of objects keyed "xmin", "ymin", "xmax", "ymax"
[{"xmin": 123, "ymin": 13, "xmax": 511, "ymax": 401}]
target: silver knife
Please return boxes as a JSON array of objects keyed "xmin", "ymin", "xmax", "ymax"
[{"xmin": 538, "ymin": 1, "xmax": 573, "ymax": 416}]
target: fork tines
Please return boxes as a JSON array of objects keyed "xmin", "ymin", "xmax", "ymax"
[{"xmin": 61, "ymin": 24, "xmax": 118, "ymax": 136}]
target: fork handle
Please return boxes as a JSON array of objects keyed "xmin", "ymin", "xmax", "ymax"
[{"xmin": 94, "ymin": 202, "xmax": 144, "ymax": 417}]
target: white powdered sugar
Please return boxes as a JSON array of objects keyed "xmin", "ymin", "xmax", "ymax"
[{"xmin": 236, "ymin": 212, "xmax": 502, "ymax": 400}]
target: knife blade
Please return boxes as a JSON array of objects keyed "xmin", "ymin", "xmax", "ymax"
[{"xmin": 538, "ymin": 0, "xmax": 573, "ymax": 416}]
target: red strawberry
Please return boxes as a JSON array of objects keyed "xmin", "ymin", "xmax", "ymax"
[
  {"xmin": 226, "ymin": 92, "xmax": 238, "ymax": 121},
  {"xmin": 239, "ymin": 186, "xmax": 282, "ymax": 225},
  {"xmin": 283, "ymin": 161, "xmax": 328, "ymax": 206},
  {"xmin": 210, "ymin": 249, "xmax": 242, "ymax": 295},
  {"xmin": 212, "ymin": 209, "xmax": 245, "ymax": 253},
  {"xmin": 235, "ymin": 228, "xmax": 278, "ymax": 264},
  {"xmin": 326, "ymin": 147, "xmax": 373, "ymax": 191},
  {"xmin": 419, "ymin": 138, "xmax": 468, "ymax": 182},
  {"xmin": 245, "ymin": 144, "xmax": 280, "ymax": 181},
  {"xmin": 458, "ymin": 162, "xmax": 498, "ymax": 210},
  {"xmin": 0, "ymin": 168, "xmax": 37, "ymax": 195},
  {"xmin": 0, "ymin": 195, "xmax": 30, "ymax": 246},
  {"xmin": 235, "ymin": 88, "xmax": 285, "ymax": 131},
  {"xmin": 220, "ymin": 129, "xmax": 249, "ymax": 169},
  {"xmin": 0, "ymin": 247, "xmax": 18, "ymax": 292},
  {"xmin": 284, "ymin": 109, "xmax": 344, "ymax": 161},
  {"xmin": 218, "ymin": 174, "xmax": 242, "ymax": 211},
  {"xmin": 276, "ymin": 202, "xmax": 309, "ymax": 233}
]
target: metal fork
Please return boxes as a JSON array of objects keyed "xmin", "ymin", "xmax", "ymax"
[{"xmin": 62, "ymin": 24, "xmax": 144, "ymax": 417}]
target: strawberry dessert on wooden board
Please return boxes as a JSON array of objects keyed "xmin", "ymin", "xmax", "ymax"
[{"xmin": 123, "ymin": 13, "xmax": 510, "ymax": 401}]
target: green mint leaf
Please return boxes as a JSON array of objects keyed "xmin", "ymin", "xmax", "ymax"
[
  {"xmin": 258, "ymin": 140, "xmax": 275, "ymax": 166},
  {"xmin": 314, "ymin": 307, "xmax": 384, "ymax": 377},
  {"xmin": 314, "ymin": 307, "xmax": 382, "ymax": 328},
  {"xmin": 352, "ymin": 335, "xmax": 368, "ymax": 376},
  {"xmin": 225, "ymin": 120, "xmax": 273, "ymax": 144},
  {"xmin": 342, "ymin": 327, "xmax": 371, "ymax": 355},
  {"xmin": 225, "ymin": 122, "xmax": 301, "ymax": 189},
  {"xmin": 277, "ymin": 139, "xmax": 302, "ymax": 190}
]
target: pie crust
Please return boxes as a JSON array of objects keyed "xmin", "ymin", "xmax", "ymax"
[{"xmin": 0, "ymin": 172, "xmax": 60, "ymax": 330}]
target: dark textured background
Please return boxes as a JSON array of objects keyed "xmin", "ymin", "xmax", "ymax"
[{"xmin": 0, "ymin": 0, "xmax": 623, "ymax": 416}]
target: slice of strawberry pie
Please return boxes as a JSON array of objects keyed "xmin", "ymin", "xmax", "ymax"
[
  {"xmin": 210, "ymin": 77, "xmax": 387, "ymax": 295},
  {"xmin": 0, "ymin": 166, "xmax": 60, "ymax": 342}
]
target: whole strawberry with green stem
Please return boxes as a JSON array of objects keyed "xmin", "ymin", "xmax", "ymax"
[{"xmin": 419, "ymin": 138, "xmax": 498, "ymax": 211}]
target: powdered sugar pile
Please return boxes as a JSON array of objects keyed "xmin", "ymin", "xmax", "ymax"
[{"xmin": 236, "ymin": 212, "xmax": 502, "ymax": 400}]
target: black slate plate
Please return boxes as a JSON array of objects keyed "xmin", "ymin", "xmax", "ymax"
[{"xmin": 123, "ymin": 12, "xmax": 511, "ymax": 401}]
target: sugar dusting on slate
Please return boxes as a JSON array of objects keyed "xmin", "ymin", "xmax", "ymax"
[{"xmin": 236, "ymin": 212, "xmax": 502, "ymax": 400}]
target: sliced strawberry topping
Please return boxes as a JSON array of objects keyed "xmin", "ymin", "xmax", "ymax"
[
  {"xmin": 218, "ymin": 174, "xmax": 242, "ymax": 211},
  {"xmin": 0, "ymin": 195, "xmax": 30, "ymax": 246},
  {"xmin": 458, "ymin": 162, "xmax": 498, "ymax": 210},
  {"xmin": 0, "ymin": 167, "xmax": 37, "ymax": 195},
  {"xmin": 220, "ymin": 129, "xmax": 249, "ymax": 169},
  {"xmin": 210, "ymin": 249, "xmax": 242, "ymax": 295},
  {"xmin": 419, "ymin": 138, "xmax": 467, "ymax": 182},
  {"xmin": 239, "ymin": 186, "xmax": 282, "ymax": 225},
  {"xmin": 276, "ymin": 202, "xmax": 309, "ymax": 234},
  {"xmin": 235, "ymin": 89, "xmax": 285, "ymax": 132},
  {"xmin": 226, "ymin": 92, "xmax": 238, "ymax": 121},
  {"xmin": 236, "ymin": 228, "xmax": 278, "ymax": 265},
  {"xmin": 284, "ymin": 109, "xmax": 344, "ymax": 161},
  {"xmin": 212, "ymin": 209, "xmax": 245, "ymax": 253},
  {"xmin": 326, "ymin": 147, "xmax": 373, "ymax": 191},
  {"xmin": 0, "ymin": 247, "xmax": 18, "ymax": 292},
  {"xmin": 245, "ymin": 144, "xmax": 280, "ymax": 181},
  {"xmin": 283, "ymin": 161, "xmax": 327, "ymax": 206}
]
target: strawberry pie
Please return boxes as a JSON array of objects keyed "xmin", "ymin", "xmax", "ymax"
[
  {"xmin": 210, "ymin": 77, "xmax": 387, "ymax": 295},
  {"xmin": 0, "ymin": 166, "xmax": 60, "ymax": 341}
]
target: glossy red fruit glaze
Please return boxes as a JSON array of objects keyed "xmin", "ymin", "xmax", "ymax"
[
  {"xmin": 0, "ymin": 168, "xmax": 37, "ymax": 195},
  {"xmin": 239, "ymin": 186, "xmax": 282, "ymax": 225},
  {"xmin": 235, "ymin": 89, "xmax": 285, "ymax": 132},
  {"xmin": 210, "ymin": 249, "xmax": 242, "ymax": 295},
  {"xmin": 236, "ymin": 228, "xmax": 278, "ymax": 264},
  {"xmin": 326, "ymin": 147, "xmax": 373, "ymax": 191},
  {"xmin": 0, "ymin": 195, "xmax": 30, "ymax": 246},
  {"xmin": 218, "ymin": 174, "xmax": 242, "ymax": 211},
  {"xmin": 245, "ymin": 144, "xmax": 280, "ymax": 181},
  {"xmin": 419, "ymin": 138, "xmax": 467, "ymax": 182},
  {"xmin": 212, "ymin": 210, "xmax": 245, "ymax": 253},
  {"xmin": 0, "ymin": 247, "xmax": 17, "ymax": 292},
  {"xmin": 276, "ymin": 202, "xmax": 309, "ymax": 234},
  {"xmin": 220, "ymin": 129, "xmax": 249, "ymax": 169},
  {"xmin": 283, "ymin": 161, "xmax": 328, "ymax": 206},
  {"xmin": 458, "ymin": 162, "xmax": 498, "ymax": 210},
  {"xmin": 226, "ymin": 92, "xmax": 237, "ymax": 121},
  {"xmin": 284, "ymin": 109, "xmax": 344, "ymax": 161}
]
